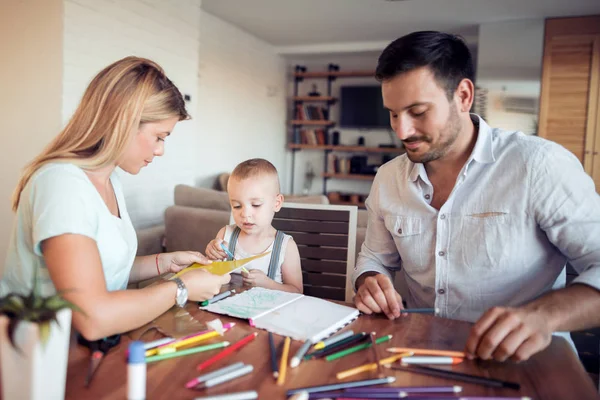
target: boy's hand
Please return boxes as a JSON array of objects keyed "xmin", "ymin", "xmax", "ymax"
[
  {"xmin": 242, "ymin": 269, "xmax": 270, "ymax": 287},
  {"xmin": 206, "ymin": 239, "xmax": 228, "ymax": 261}
]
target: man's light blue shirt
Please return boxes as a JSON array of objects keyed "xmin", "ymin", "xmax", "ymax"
[{"xmin": 353, "ymin": 115, "xmax": 600, "ymax": 329}]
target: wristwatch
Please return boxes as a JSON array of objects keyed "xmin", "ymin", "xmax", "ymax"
[{"xmin": 172, "ymin": 277, "xmax": 188, "ymax": 307}]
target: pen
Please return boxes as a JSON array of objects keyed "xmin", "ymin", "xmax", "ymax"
[
  {"xmin": 401, "ymin": 308, "xmax": 439, "ymax": 314},
  {"xmin": 200, "ymin": 290, "xmax": 235, "ymax": 307},
  {"xmin": 220, "ymin": 243, "xmax": 249, "ymax": 274}
]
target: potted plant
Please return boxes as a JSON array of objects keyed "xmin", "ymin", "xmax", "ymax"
[{"xmin": 0, "ymin": 270, "xmax": 81, "ymax": 400}]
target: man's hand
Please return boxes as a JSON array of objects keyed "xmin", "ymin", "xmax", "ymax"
[
  {"xmin": 354, "ymin": 273, "xmax": 403, "ymax": 319},
  {"xmin": 465, "ymin": 306, "xmax": 552, "ymax": 362}
]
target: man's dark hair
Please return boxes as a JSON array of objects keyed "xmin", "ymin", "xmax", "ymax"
[{"xmin": 375, "ymin": 31, "xmax": 474, "ymax": 99}]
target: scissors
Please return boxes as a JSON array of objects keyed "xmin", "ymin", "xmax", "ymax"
[{"xmin": 78, "ymin": 334, "xmax": 121, "ymax": 387}]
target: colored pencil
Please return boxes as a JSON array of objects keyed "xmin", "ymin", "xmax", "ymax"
[
  {"xmin": 199, "ymin": 289, "xmax": 235, "ymax": 307},
  {"xmin": 196, "ymin": 332, "xmax": 258, "ymax": 371},
  {"xmin": 386, "ymin": 347, "xmax": 466, "ymax": 358},
  {"xmin": 344, "ymin": 385, "xmax": 462, "ymax": 393},
  {"xmin": 185, "ymin": 362, "xmax": 245, "ymax": 388},
  {"xmin": 401, "ymin": 356, "xmax": 463, "ymax": 365},
  {"xmin": 306, "ymin": 332, "xmax": 368, "ymax": 359},
  {"xmin": 268, "ymin": 332, "xmax": 279, "ymax": 378},
  {"xmin": 290, "ymin": 339, "xmax": 312, "ymax": 368},
  {"xmin": 313, "ymin": 330, "xmax": 354, "ymax": 350},
  {"xmin": 287, "ymin": 376, "xmax": 396, "ymax": 395},
  {"xmin": 326, "ymin": 335, "xmax": 393, "ymax": 361},
  {"xmin": 145, "ymin": 322, "xmax": 235, "ymax": 356},
  {"xmin": 386, "ymin": 364, "xmax": 521, "ymax": 390},
  {"xmin": 400, "ymin": 308, "xmax": 439, "ymax": 314},
  {"xmin": 146, "ymin": 341, "xmax": 229, "ymax": 363},
  {"xmin": 143, "ymin": 337, "xmax": 175, "ymax": 350},
  {"xmin": 192, "ymin": 364, "xmax": 254, "ymax": 389},
  {"xmin": 192, "ymin": 391, "xmax": 258, "ymax": 400},
  {"xmin": 277, "ymin": 336, "xmax": 291, "ymax": 386},
  {"xmin": 336, "ymin": 352, "xmax": 412, "ymax": 380},
  {"xmin": 368, "ymin": 332, "xmax": 383, "ymax": 376}
]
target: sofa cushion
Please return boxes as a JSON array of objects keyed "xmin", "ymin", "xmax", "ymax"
[
  {"xmin": 164, "ymin": 205, "xmax": 230, "ymax": 253},
  {"xmin": 174, "ymin": 185, "xmax": 230, "ymax": 211}
]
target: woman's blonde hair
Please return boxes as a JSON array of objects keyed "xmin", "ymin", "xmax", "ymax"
[{"xmin": 12, "ymin": 56, "xmax": 189, "ymax": 211}]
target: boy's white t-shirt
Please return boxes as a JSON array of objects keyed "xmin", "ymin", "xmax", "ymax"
[
  {"xmin": 0, "ymin": 163, "xmax": 138, "ymax": 297},
  {"xmin": 223, "ymin": 224, "xmax": 291, "ymax": 284}
]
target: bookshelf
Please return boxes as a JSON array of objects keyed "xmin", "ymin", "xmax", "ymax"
[{"xmin": 289, "ymin": 64, "xmax": 403, "ymax": 207}]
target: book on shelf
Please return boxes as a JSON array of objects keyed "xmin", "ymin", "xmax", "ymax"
[
  {"xmin": 295, "ymin": 104, "xmax": 328, "ymax": 121},
  {"xmin": 300, "ymin": 129, "xmax": 327, "ymax": 145}
]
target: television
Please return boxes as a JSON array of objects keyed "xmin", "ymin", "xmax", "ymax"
[{"xmin": 340, "ymin": 86, "xmax": 390, "ymax": 129}]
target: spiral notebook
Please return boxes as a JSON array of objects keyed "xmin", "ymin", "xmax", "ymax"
[{"xmin": 201, "ymin": 287, "xmax": 359, "ymax": 342}]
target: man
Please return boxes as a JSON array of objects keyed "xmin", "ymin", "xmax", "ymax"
[{"xmin": 353, "ymin": 31, "xmax": 600, "ymax": 362}]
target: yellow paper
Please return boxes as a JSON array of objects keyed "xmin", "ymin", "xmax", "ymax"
[{"xmin": 171, "ymin": 252, "xmax": 271, "ymax": 279}]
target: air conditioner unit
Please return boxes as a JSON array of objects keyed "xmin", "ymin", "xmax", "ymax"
[{"xmin": 500, "ymin": 96, "xmax": 538, "ymax": 114}]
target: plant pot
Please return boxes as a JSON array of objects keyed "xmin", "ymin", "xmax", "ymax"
[{"xmin": 0, "ymin": 308, "xmax": 72, "ymax": 400}]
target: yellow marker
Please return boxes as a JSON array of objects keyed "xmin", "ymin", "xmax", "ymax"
[
  {"xmin": 386, "ymin": 347, "xmax": 466, "ymax": 358},
  {"xmin": 276, "ymin": 336, "xmax": 291, "ymax": 386},
  {"xmin": 336, "ymin": 352, "xmax": 413, "ymax": 380},
  {"xmin": 171, "ymin": 252, "xmax": 270, "ymax": 279}
]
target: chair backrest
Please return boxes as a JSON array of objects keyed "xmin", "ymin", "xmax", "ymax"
[{"xmin": 273, "ymin": 203, "xmax": 357, "ymax": 302}]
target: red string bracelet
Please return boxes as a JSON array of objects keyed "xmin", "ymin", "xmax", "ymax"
[{"xmin": 156, "ymin": 253, "xmax": 161, "ymax": 276}]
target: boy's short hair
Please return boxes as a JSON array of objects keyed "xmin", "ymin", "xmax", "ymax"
[{"xmin": 230, "ymin": 158, "xmax": 280, "ymax": 192}]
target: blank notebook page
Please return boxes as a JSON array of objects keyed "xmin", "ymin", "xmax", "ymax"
[{"xmin": 252, "ymin": 295, "xmax": 359, "ymax": 342}]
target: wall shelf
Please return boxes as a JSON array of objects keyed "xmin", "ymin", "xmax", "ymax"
[
  {"xmin": 288, "ymin": 144, "xmax": 404, "ymax": 154},
  {"xmin": 322, "ymin": 173, "xmax": 375, "ymax": 181},
  {"xmin": 290, "ymin": 120, "xmax": 335, "ymax": 126},
  {"xmin": 293, "ymin": 96, "xmax": 336, "ymax": 102},
  {"xmin": 294, "ymin": 71, "xmax": 375, "ymax": 79}
]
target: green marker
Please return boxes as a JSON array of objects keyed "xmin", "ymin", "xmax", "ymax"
[
  {"xmin": 199, "ymin": 289, "xmax": 235, "ymax": 307},
  {"xmin": 325, "ymin": 334, "xmax": 392, "ymax": 361},
  {"xmin": 146, "ymin": 341, "xmax": 229, "ymax": 363}
]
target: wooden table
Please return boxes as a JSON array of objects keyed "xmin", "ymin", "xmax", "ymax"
[{"xmin": 64, "ymin": 301, "xmax": 599, "ymax": 400}]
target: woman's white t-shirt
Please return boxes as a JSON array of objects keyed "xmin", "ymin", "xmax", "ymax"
[{"xmin": 0, "ymin": 163, "xmax": 137, "ymax": 297}]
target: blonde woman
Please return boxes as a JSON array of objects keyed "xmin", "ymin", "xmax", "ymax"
[{"xmin": 0, "ymin": 57, "xmax": 230, "ymax": 340}]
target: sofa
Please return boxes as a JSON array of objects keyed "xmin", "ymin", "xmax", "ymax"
[{"xmin": 136, "ymin": 185, "xmax": 368, "ymax": 262}]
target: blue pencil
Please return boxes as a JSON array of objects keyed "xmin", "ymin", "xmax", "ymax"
[
  {"xmin": 401, "ymin": 308, "xmax": 439, "ymax": 314},
  {"xmin": 287, "ymin": 376, "xmax": 396, "ymax": 395}
]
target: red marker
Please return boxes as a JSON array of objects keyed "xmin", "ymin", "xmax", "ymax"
[{"xmin": 196, "ymin": 332, "xmax": 258, "ymax": 371}]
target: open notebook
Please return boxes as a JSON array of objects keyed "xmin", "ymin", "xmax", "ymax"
[{"xmin": 200, "ymin": 287, "xmax": 359, "ymax": 342}]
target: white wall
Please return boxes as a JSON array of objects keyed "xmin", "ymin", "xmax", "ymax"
[
  {"xmin": 196, "ymin": 11, "xmax": 287, "ymax": 190},
  {"xmin": 0, "ymin": 0, "xmax": 64, "ymax": 269},
  {"xmin": 63, "ymin": 0, "xmax": 203, "ymax": 229},
  {"xmin": 476, "ymin": 19, "xmax": 544, "ymax": 134}
]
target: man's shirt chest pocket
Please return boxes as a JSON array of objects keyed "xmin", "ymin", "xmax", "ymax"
[{"xmin": 384, "ymin": 215, "xmax": 425, "ymax": 272}]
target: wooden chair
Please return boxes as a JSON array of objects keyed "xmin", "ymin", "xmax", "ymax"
[{"xmin": 272, "ymin": 202, "xmax": 357, "ymax": 303}]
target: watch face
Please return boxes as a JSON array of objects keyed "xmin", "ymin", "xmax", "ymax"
[{"xmin": 176, "ymin": 282, "xmax": 188, "ymax": 306}]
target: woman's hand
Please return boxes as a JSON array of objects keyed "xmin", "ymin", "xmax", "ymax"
[
  {"xmin": 181, "ymin": 269, "xmax": 231, "ymax": 302},
  {"xmin": 205, "ymin": 239, "xmax": 228, "ymax": 261},
  {"xmin": 158, "ymin": 251, "xmax": 212, "ymax": 274}
]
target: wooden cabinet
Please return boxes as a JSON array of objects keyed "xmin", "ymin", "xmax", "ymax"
[{"xmin": 538, "ymin": 16, "xmax": 600, "ymax": 191}]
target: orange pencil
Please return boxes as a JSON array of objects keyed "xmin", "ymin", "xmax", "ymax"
[
  {"xmin": 276, "ymin": 337, "xmax": 291, "ymax": 386},
  {"xmin": 196, "ymin": 332, "xmax": 258, "ymax": 371},
  {"xmin": 386, "ymin": 347, "xmax": 466, "ymax": 358}
]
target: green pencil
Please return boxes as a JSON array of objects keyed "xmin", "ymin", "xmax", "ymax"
[
  {"xmin": 325, "ymin": 335, "xmax": 392, "ymax": 361},
  {"xmin": 146, "ymin": 341, "xmax": 229, "ymax": 363}
]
